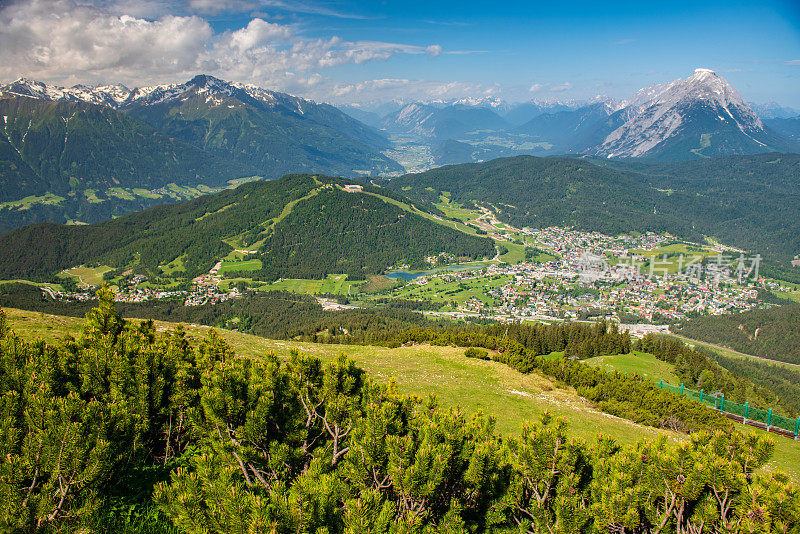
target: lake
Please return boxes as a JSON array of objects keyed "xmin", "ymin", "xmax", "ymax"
[{"xmin": 385, "ymin": 262, "xmax": 491, "ymax": 281}]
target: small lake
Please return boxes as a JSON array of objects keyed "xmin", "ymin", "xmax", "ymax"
[
  {"xmin": 385, "ymin": 271, "xmax": 422, "ymax": 281},
  {"xmin": 385, "ymin": 263, "xmax": 491, "ymax": 281}
]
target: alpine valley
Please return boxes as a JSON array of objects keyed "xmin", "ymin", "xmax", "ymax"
[
  {"xmin": 349, "ymin": 68, "xmax": 800, "ymax": 170},
  {"xmin": 2, "ymin": 66, "xmax": 800, "ymax": 534}
]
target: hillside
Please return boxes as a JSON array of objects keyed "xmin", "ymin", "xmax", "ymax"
[
  {"xmin": 0, "ymin": 76, "xmax": 403, "ymax": 232},
  {"xmin": 672, "ymin": 303, "xmax": 800, "ymax": 365},
  {"xmin": 0, "ymin": 174, "xmax": 494, "ymax": 281},
  {"xmin": 387, "ymin": 153, "xmax": 800, "ymax": 271},
  {"xmin": 0, "ymin": 94, "xmax": 247, "ymax": 199},
  {"xmin": 515, "ymin": 102, "xmax": 622, "ymax": 153},
  {"xmin": 0, "ymin": 94, "xmax": 253, "ymax": 232},
  {"xmin": 122, "ymin": 75, "xmax": 401, "ymax": 179},
  {"xmin": 388, "ymin": 155, "xmax": 694, "ymax": 235},
  {"xmin": 765, "ymin": 116, "xmax": 800, "ymax": 141}
]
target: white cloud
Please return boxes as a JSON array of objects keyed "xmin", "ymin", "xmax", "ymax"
[
  {"xmin": 187, "ymin": 0, "xmax": 259, "ymax": 15},
  {"xmin": 0, "ymin": 0, "xmax": 212, "ymax": 84},
  {"xmin": 187, "ymin": 0, "xmax": 367, "ymax": 19},
  {"xmin": 425, "ymin": 44, "xmax": 443, "ymax": 56},
  {"xmin": 0, "ymin": 0, "xmax": 442, "ymax": 90},
  {"xmin": 228, "ymin": 18, "xmax": 291, "ymax": 52},
  {"xmin": 323, "ymin": 77, "xmax": 493, "ymax": 104},
  {"xmin": 528, "ymin": 81, "xmax": 571, "ymax": 93}
]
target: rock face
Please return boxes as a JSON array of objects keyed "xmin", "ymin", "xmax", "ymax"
[{"xmin": 595, "ymin": 68, "xmax": 791, "ymax": 159}]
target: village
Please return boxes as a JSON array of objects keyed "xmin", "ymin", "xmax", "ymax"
[
  {"xmin": 46, "ymin": 222, "xmax": 790, "ymax": 331},
  {"xmin": 393, "ymin": 226, "xmax": 782, "ymax": 327}
]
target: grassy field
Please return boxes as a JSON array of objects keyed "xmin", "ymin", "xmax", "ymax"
[
  {"xmin": 586, "ymin": 351, "xmax": 681, "ymax": 385},
  {"xmin": 218, "ymin": 259, "xmax": 263, "ymax": 275},
  {"xmin": 360, "ymin": 275, "xmax": 399, "ymax": 293},
  {"xmin": 393, "ymin": 274, "xmax": 511, "ymax": 306},
  {"xmin": 106, "ymin": 187, "xmax": 137, "ymax": 201},
  {"xmin": 0, "ymin": 192, "xmax": 65, "ymax": 210},
  {"xmin": 499, "ymin": 241, "xmax": 527, "ymax": 264},
  {"xmin": 3, "ymin": 307, "xmax": 798, "ymax": 481},
  {"xmin": 83, "ymin": 189, "xmax": 103, "ymax": 203},
  {"xmin": 625, "ymin": 243, "xmax": 719, "ymax": 274},
  {"xmin": 60, "ymin": 265, "xmax": 114, "ymax": 286},
  {"xmin": 255, "ymin": 274, "xmax": 361, "ymax": 295},
  {"xmin": 435, "ymin": 196, "xmax": 481, "ymax": 225}
]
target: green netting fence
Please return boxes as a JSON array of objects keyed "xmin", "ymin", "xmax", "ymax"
[{"xmin": 659, "ymin": 381, "xmax": 800, "ymax": 438}]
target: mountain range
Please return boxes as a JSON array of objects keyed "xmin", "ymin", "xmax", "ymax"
[
  {"xmin": 1, "ymin": 69, "xmax": 799, "ymax": 238},
  {"xmin": 0, "ymin": 74, "xmax": 403, "ymax": 232},
  {"xmin": 345, "ymin": 69, "xmax": 799, "ymax": 163},
  {"xmin": 1, "ymin": 75, "xmax": 399, "ymax": 176}
]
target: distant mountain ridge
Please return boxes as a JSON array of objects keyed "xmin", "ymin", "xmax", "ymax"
[
  {"xmin": 593, "ymin": 69, "xmax": 792, "ymax": 159},
  {"xmin": 343, "ymin": 69, "xmax": 799, "ymax": 164},
  {"xmin": 381, "ymin": 102, "xmax": 508, "ymax": 139},
  {"xmin": 2, "ymin": 75, "xmax": 397, "ymax": 168}
]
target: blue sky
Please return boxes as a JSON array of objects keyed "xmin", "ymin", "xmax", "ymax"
[{"xmin": 1, "ymin": 0, "xmax": 799, "ymax": 106}]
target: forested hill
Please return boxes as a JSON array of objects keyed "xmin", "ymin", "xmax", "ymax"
[
  {"xmin": 387, "ymin": 153, "xmax": 800, "ymax": 271},
  {"xmin": 388, "ymin": 155, "xmax": 698, "ymax": 237},
  {"xmin": 672, "ymin": 302, "xmax": 800, "ymax": 365},
  {"xmin": 0, "ymin": 174, "xmax": 494, "ymax": 281}
]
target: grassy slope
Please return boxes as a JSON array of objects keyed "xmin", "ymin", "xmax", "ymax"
[
  {"xmin": 585, "ymin": 351, "xmax": 682, "ymax": 385},
  {"xmin": 4, "ymin": 307, "xmax": 798, "ymax": 481}
]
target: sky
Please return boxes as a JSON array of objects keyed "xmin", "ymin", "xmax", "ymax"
[{"xmin": 1, "ymin": 0, "xmax": 799, "ymax": 107}]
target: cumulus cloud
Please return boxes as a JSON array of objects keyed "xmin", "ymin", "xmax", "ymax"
[
  {"xmin": 0, "ymin": 0, "xmax": 213, "ymax": 84},
  {"xmin": 0, "ymin": 0, "xmax": 443, "ymax": 90},
  {"xmin": 228, "ymin": 18, "xmax": 291, "ymax": 52}
]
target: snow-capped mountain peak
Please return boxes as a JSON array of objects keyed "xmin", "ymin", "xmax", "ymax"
[
  {"xmin": 587, "ymin": 94, "xmax": 624, "ymax": 113},
  {"xmin": 596, "ymin": 68, "xmax": 768, "ymax": 158},
  {"xmin": 0, "ymin": 75, "xmax": 323, "ymax": 116}
]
